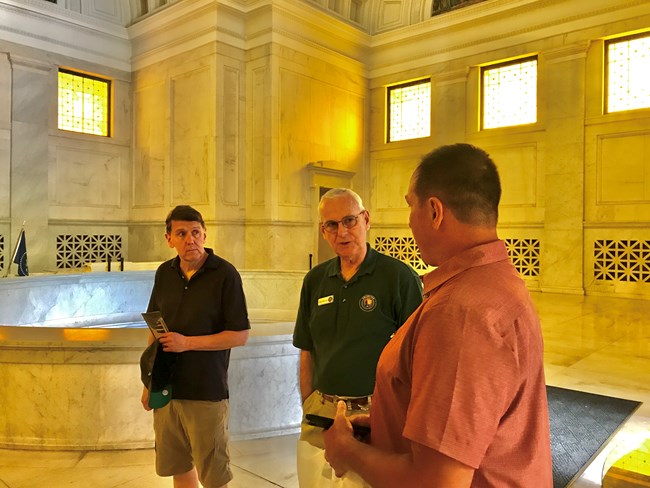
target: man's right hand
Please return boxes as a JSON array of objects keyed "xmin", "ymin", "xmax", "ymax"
[{"xmin": 141, "ymin": 386, "xmax": 151, "ymax": 411}]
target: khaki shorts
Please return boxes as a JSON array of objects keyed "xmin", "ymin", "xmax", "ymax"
[
  {"xmin": 298, "ymin": 391, "xmax": 372, "ymax": 488},
  {"xmin": 153, "ymin": 399, "xmax": 232, "ymax": 488}
]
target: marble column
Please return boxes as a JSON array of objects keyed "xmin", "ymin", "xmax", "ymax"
[{"xmin": 9, "ymin": 55, "xmax": 52, "ymax": 273}]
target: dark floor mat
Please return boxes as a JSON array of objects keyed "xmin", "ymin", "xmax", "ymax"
[{"xmin": 547, "ymin": 386, "xmax": 641, "ymax": 488}]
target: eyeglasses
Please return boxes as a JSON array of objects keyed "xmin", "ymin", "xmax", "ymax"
[{"xmin": 321, "ymin": 211, "xmax": 366, "ymax": 234}]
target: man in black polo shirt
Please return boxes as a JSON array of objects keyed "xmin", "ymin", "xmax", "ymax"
[
  {"xmin": 141, "ymin": 205, "xmax": 250, "ymax": 488},
  {"xmin": 293, "ymin": 188, "xmax": 423, "ymax": 487}
]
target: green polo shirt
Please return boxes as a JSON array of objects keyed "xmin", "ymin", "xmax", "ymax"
[{"xmin": 293, "ymin": 245, "xmax": 423, "ymax": 396}]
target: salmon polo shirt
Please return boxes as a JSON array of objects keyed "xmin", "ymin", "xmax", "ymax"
[{"xmin": 370, "ymin": 240, "xmax": 553, "ymax": 487}]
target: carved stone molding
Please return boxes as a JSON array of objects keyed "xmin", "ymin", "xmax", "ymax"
[
  {"xmin": 545, "ymin": 42, "xmax": 590, "ymax": 64},
  {"xmin": 8, "ymin": 54, "xmax": 53, "ymax": 74},
  {"xmin": 306, "ymin": 161, "xmax": 355, "ymax": 188}
]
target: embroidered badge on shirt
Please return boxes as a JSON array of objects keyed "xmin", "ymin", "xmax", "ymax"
[
  {"xmin": 318, "ymin": 295, "xmax": 335, "ymax": 306},
  {"xmin": 359, "ymin": 294, "xmax": 377, "ymax": 312}
]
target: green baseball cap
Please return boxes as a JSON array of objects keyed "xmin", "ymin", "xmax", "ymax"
[{"xmin": 140, "ymin": 341, "xmax": 177, "ymax": 409}]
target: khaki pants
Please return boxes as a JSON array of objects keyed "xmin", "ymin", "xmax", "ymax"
[{"xmin": 297, "ymin": 391, "xmax": 370, "ymax": 488}]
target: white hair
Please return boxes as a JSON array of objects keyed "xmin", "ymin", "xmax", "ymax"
[{"xmin": 318, "ymin": 188, "xmax": 365, "ymax": 213}]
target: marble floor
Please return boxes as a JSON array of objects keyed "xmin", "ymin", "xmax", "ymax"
[{"xmin": 1, "ymin": 291, "xmax": 649, "ymax": 488}]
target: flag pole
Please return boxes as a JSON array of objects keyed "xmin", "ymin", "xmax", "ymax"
[{"xmin": 3, "ymin": 221, "xmax": 26, "ymax": 278}]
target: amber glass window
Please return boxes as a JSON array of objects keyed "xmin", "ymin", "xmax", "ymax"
[
  {"xmin": 606, "ymin": 33, "xmax": 650, "ymax": 113},
  {"xmin": 387, "ymin": 79, "xmax": 431, "ymax": 143},
  {"xmin": 58, "ymin": 69, "xmax": 111, "ymax": 136},
  {"xmin": 481, "ymin": 57, "xmax": 537, "ymax": 129}
]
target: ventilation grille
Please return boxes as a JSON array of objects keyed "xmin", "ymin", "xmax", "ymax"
[
  {"xmin": 374, "ymin": 236, "xmax": 430, "ymax": 272},
  {"xmin": 376, "ymin": 235, "xmax": 541, "ymax": 278},
  {"xmin": 594, "ymin": 240, "xmax": 650, "ymax": 283},
  {"xmin": 504, "ymin": 238, "xmax": 540, "ymax": 278},
  {"xmin": 56, "ymin": 234, "xmax": 122, "ymax": 269}
]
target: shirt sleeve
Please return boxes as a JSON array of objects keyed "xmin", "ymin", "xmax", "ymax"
[
  {"xmin": 220, "ymin": 265, "xmax": 251, "ymax": 331},
  {"xmin": 146, "ymin": 267, "xmax": 162, "ymax": 313},
  {"xmin": 292, "ymin": 276, "xmax": 314, "ymax": 351}
]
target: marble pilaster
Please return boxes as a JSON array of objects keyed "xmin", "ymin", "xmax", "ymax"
[
  {"xmin": 0, "ymin": 53, "xmax": 10, "ymax": 222},
  {"xmin": 9, "ymin": 55, "xmax": 52, "ymax": 273},
  {"xmin": 540, "ymin": 45, "xmax": 589, "ymax": 294}
]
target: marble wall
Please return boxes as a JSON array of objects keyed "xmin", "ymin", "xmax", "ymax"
[
  {"xmin": 0, "ymin": 37, "xmax": 132, "ymax": 272},
  {"xmin": 1, "ymin": 0, "xmax": 649, "ymax": 299},
  {"xmin": 128, "ymin": 1, "xmax": 369, "ymax": 270},
  {"xmin": 366, "ymin": 1, "xmax": 650, "ymax": 298}
]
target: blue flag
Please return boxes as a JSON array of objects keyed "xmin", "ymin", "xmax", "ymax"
[{"xmin": 13, "ymin": 228, "xmax": 28, "ymax": 276}]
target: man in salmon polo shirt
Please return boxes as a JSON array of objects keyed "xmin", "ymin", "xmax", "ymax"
[{"xmin": 322, "ymin": 143, "xmax": 552, "ymax": 487}]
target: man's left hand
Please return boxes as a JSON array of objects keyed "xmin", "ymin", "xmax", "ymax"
[
  {"xmin": 323, "ymin": 400, "xmax": 355, "ymax": 477},
  {"xmin": 159, "ymin": 332, "xmax": 190, "ymax": 352}
]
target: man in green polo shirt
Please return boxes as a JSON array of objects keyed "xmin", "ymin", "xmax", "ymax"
[{"xmin": 293, "ymin": 188, "xmax": 423, "ymax": 487}]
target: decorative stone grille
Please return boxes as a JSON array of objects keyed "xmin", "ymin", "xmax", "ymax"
[
  {"xmin": 374, "ymin": 236, "xmax": 430, "ymax": 272},
  {"xmin": 594, "ymin": 240, "xmax": 650, "ymax": 283},
  {"xmin": 376, "ymin": 235, "xmax": 541, "ymax": 278},
  {"xmin": 504, "ymin": 238, "xmax": 540, "ymax": 278},
  {"xmin": 56, "ymin": 234, "xmax": 122, "ymax": 269},
  {"xmin": 0, "ymin": 235, "xmax": 4, "ymax": 271}
]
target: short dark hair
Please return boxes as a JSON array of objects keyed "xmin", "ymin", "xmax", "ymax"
[
  {"xmin": 413, "ymin": 143, "xmax": 501, "ymax": 225},
  {"xmin": 165, "ymin": 205, "xmax": 205, "ymax": 233}
]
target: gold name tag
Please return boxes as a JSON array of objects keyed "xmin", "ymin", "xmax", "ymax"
[{"xmin": 318, "ymin": 295, "xmax": 334, "ymax": 306}]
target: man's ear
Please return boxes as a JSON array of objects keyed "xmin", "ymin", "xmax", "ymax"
[
  {"xmin": 363, "ymin": 209, "xmax": 370, "ymax": 229},
  {"xmin": 165, "ymin": 233, "xmax": 173, "ymax": 248},
  {"xmin": 429, "ymin": 197, "xmax": 444, "ymax": 229}
]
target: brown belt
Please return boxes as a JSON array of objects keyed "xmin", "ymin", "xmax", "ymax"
[{"xmin": 318, "ymin": 391, "xmax": 371, "ymax": 410}]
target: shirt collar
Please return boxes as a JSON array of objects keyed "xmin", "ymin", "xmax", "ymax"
[
  {"xmin": 422, "ymin": 240, "xmax": 509, "ymax": 296},
  {"xmin": 325, "ymin": 243, "xmax": 377, "ymax": 280},
  {"xmin": 170, "ymin": 247, "xmax": 219, "ymax": 272}
]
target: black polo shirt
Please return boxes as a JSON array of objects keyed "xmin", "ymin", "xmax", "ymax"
[{"xmin": 147, "ymin": 248, "xmax": 250, "ymax": 401}]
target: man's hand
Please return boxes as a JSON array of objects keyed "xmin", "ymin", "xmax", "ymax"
[
  {"xmin": 159, "ymin": 331, "xmax": 190, "ymax": 352},
  {"xmin": 323, "ymin": 401, "xmax": 357, "ymax": 477},
  {"xmin": 141, "ymin": 386, "xmax": 151, "ymax": 411}
]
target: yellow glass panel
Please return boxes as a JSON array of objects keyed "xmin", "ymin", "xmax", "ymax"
[
  {"xmin": 58, "ymin": 70, "xmax": 110, "ymax": 136},
  {"xmin": 482, "ymin": 59, "xmax": 537, "ymax": 129},
  {"xmin": 388, "ymin": 80, "xmax": 431, "ymax": 142},
  {"xmin": 607, "ymin": 35, "xmax": 650, "ymax": 113}
]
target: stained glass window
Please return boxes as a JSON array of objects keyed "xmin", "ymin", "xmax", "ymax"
[
  {"xmin": 482, "ymin": 57, "xmax": 537, "ymax": 129},
  {"xmin": 58, "ymin": 69, "xmax": 110, "ymax": 137},
  {"xmin": 387, "ymin": 79, "xmax": 431, "ymax": 143},
  {"xmin": 606, "ymin": 33, "xmax": 650, "ymax": 113}
]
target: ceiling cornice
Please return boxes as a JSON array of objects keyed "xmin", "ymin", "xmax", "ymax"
[{"xmin": 0, "ymin": 0, "xmax": 131, "ymax": 72}]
